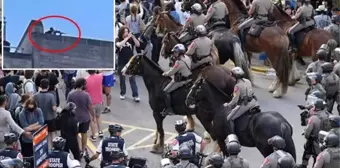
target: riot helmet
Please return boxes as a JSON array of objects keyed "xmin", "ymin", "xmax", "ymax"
[
  {"xmin": 329, "ymin": 115, "xmax": 340, "ymax": 128},
  {"xmin": 207, "ymin": 152, "xmax": 224, "ymax": 168},
  {"xmin": 335, "ymin": 48, "xmax": 340, "ymax": 60},
  {"xmin": 178, "ymin": 144, "xmax": 192, "ymax": 160},
  {"xmin": 323, "ymin": 133, "xmax": 339, "ymax": 147},
  {"xmin": 225, "ymin": 134, "xmax": 241, "ymax": 155},
  {"xmin": 306, "ymin": 72, "xmax": 322, "ymax": 85},
  {"xmin": 175, "ymin": 120, "xmax": 187, "ymax": 133},
  {"xmin": 312, "ymin": 98, "xmax": 327, "ymax": 111},
  {"xmin": 316, "ymin": 49, "xmax": 328, "ymax": 61},
  {"xmin": 195, "ymin": 25, "xmax": 207, "ymax": 36},
  {"xmin": 267, "ymin": 135, "xmax": 286, "ymax": 150},
  {"xmin": 171, "ymin": 44, "xmax": 186, "ymax": 55},
  {"xmin": 0, "ymin": 159, "xmax": 24, "ymax": 168},
  {"xmin": 231, "ymin": 67, "xmax": 245, "ymax": 79},
  {"xmin": 110, "ymin": 148, "xmax": 122, "ymax": 160},
  {"xmin": 191, "ymin": 3, "xmax": 202, "ymax": 14},
  {"xmin": 310, "ymin": 90, "xmax": 325, "ymax": 100},
  {"xmin": 108, "ymin": 124, "xmax": 124, "ymax": 136},
  {"xmin": 52, "ymin": 136, "xmax": 66, "ymax": 150},
  {"xmin": 4, "ymin": 133, "xmax": 18, "ymax": 145},
  {"xmin": 321, "ymin": 62, "xmax": 334, "ymax": 73},
  {"xmin": 277, "ymin": 151, "xmax": 296, "ymax": 168}
]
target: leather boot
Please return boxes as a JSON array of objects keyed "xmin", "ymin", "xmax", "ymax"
[
  {"xmin": 161, "ymin": 93, "xmax": 175, "ymax": 116},
  {"xmin": 228, "ymin": 120, "xmax": 235, "ymax": 134},
  {"xmin": 288, "ymin": 33, "xmax": 297, "ymax": 52}
]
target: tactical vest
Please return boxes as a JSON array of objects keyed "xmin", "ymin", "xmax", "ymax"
[
  {"xmin": 0, "ymin": 148, "xmax": 19, "ymax": 160},
  {"xmin": 324, "ymin": 148, "xmax": 340, "ymax": 168},
  {"xmin": 225, "ymin": 157, "xmax": 246, "ymax": 168},
  {"xmin": 48, "ymin": 150, "xmax": 68, "ymax": 168},
  {"xmin": 323, "ymin": 74, "xmax": 338, "ymax": 98},
  {"xmin": 101, "ymin": 137, "xmax": 125, "ymax": 167},
  {"xmin": 316, "ymin": 112, "xmax": 332, "ymax": 131},
  {"xmin": 175, "ymin": 132, "xmax": 197, "ymax": 154}
]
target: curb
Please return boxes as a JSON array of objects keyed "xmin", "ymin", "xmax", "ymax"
[{"xmin": 251, "ymin": 66, "xmax": 271, "ymax": 73}]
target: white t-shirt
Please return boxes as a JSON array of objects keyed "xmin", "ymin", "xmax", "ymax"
[{"xmin": 22, "ymin": 79, "xmax": 35, "ymax": 94}]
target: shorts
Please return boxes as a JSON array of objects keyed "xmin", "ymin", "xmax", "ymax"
[
  {"xmin": 102, "ymin": 75, "xmax": 115, "ymax": 87},
  {"xmin": 45, "ymin": 119, "xmax": 57, "ymax": 132},
  {"xmin": 93, "ymin": 103, "xmax": 104, "ymax": 117},
  {"xmin": 78, "ymin": 120, "xmax": 91, "ymax": 134}
]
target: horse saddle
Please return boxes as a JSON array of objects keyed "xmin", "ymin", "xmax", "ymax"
[
  {"xmin": 235, "ymin": 106, "xmax": 261, "ymax": 132},
  {"xmin": 248, "ymin": 21, "xmax": 277, "ymax": 37},
  {"xmin": 294, "ymin": 26, "xmax": 314, "ymax": 47}
]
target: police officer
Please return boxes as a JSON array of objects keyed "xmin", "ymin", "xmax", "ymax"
[
  {"xmin": 171, "ymin": 120, "xmax": 202, "ymax": 165},
  {"xmin": 162, "ymin": 44, "xmax": 192, "ymax": 116},
  {"xmin": 88, "ymin": 124, "xmax": 127, "ymax": 168},
  {"xmin": 305, "ymin": 72, "xmax": 326, "ymax": 101},
  {"xmin": 103, "ymin": 148, "xmax": 126, "ymax": 168},
  {"xmin": 288, "ymin": 0, "xmax": 315, "ymax": 52},
  {"xmin": 0, "ymin": 158, "xmax": 24, "ymax": 168},
  {"xmin": 260, "ymin": 135, "xmax": 296, "ymax": 168},
  {"xmin": 223, "ymin": 134, "xmax": 250, "ymax": 168},
  {"xmin": 48, "ymin": 136, "xmax": 81, "ymax": 168},
  {"xmin": 313, "ymin": 133, "xmax": 340, "ymax": 168},
  {"xmin": 224, "ymin": 67, "xmax": 259, "ymax": 134},
  {"xmin": 185, "ymin": 25, "xmax": 214, "ymax": 70},
  {"xmin": 325, "ymin": 15, "xmax": 340, "ymax": 45},
  {"xmin": 298, "ymin": 98, "xmax": 331, "ymax": 168},
  {"xmin": 329, "ymin": 115, "xmax": 340, "ymax": 146},
  {"xmin": 238, "ymin": 0, "xmax": 273, "ymax": 42},
  {"xmin": 321, "ymin": 62, "xmax": 340, "ymax": 113},
  {"xmin": 205, "ymin": 0, "xmax": 229, "ymax": 28},
  {"xmin": 0, "ymin": 133, "xmax": 22, "ymax": 161},
  {"xmin": 174, "ymin": 145, "xmax": 198, "ymax": 168},
  {"xmin": 333, "ymin": 48, "xmax": 340, "ymax": 77},
  {"xmin": 205, "ymin": 152, "xmax": 224, "ymax": 168},
  {"xmin": 306, "ymin": 49, "xmax": 327, "ymax": 74},
  {"xmin": 182, "ymin": 3, "xmax": 205, "ymax": 32}
]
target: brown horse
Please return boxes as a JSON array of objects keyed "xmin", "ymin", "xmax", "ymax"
[
  {"xmin": 217, "ymin": 0, "xmax": 291, "ymax": 98},
  {"xmin": 271, "ymin": 5, "xmax": 333, "ymax": 84},
  {"xmin": 154, "ymin": 11, "xmax": 183, "ymax": 36}
]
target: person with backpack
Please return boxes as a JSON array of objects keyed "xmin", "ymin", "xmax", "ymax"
[
  {"xmin": 22, "ymin": 70, "xmax": 36, "ymax": 96},
  {"xmin": 18, "ymin": 98, "xmax": 44, "ymax": 159},
  {"xmin": 13, "ymin": 94, "xmax": 30, "ymax": 126}
]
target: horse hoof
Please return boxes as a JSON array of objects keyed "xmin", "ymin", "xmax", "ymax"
[
  {"xmin": 150, "ymin": 144, "xmax": 164, "ymax": 154},
  {"xmin": 273, "ymin": 91, "xmax": 282, "ymax": 98}
]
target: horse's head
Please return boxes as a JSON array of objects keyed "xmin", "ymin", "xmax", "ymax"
[
  {"xmin": 160, "ymin": 32, "xmax": 181, "ymax": 59},
  {"xmin": 122, "ymin": 54, "xmax": 145, "ymax": 76},
  {"xmin": 186, "ymin": 77, "xmax": 207, "ymax": 109},
  {"xmin": 122, "ymin": 53, "xmax": 164, "ymax": 77},
  {"xmin": 271, "ymin": 4, "xmax": 294, "ymax": 22},
  {"xmin": 155, "ymin": 12, "xmax": 182, "ymax": 35}
]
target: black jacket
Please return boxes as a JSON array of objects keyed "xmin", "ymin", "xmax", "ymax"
[{"xmin": 59, "ymin": 110, "xmax": 78, "ymax": 138}]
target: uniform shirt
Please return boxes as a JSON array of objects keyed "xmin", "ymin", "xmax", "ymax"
[
  {"xmin": 321, "ymin": 72, "xmax": 340, "ymax": 97},
  {"xmin": 171, "ymin": 132, "xmax": 202, "ymax": 154},
  {"xmin": 175, "ymin": 160, "xmax": 198, "ymax": 168},
  {"xmin": 163, "ymin": 55, "xmax": 192, "ymax": 77},
  {"xmin": 324, "ymin": 24, "xmax": 340, "ymax": 45},
  {"xmin": 313, "ymin": 147, "xmax": 340, "ymax": 168},
  {"xmin": 292, "ymin": 4, "xmax": 314, "ymax": 21},
  {"xmin": 260, "ymin": 150, "xmax": 294, "ymax": 168},
  {"xmin": 306, "ymin": 60, "xmax": 325, "ymax": 74},
  {"xmin": 249, "ymin": 0, "xmax": 273, "ymax": 20},
  {"xmin": 206, "ymin": 1, "xmax": 229, "ymax": 21},
  {"xmin": 96, "ymin": 137, "xmax": 128, "ymax": 160},
  {"xmin": 227, "ymin": 78, "xmax": 254, "ymax": 108},
  {"xmin": 223, "ymin": 155, "xmax": 250, "ymax": 168},
  {"xmin": 0, "ymin": 148, "xmax": 22, "ymax": 161},
  {"xmin": 186, "ymin": 37, "xmax": 213, "ymax": 57},
  {"xmin": 184, "ymin": 14, "xmax": 205, "ymax": 30},
  {"xmin": 305, "ymin": 111, "xmax": 330, "ymax": 139},
  {"xmin": 48, "ymin": 150, "xmax": 74, "ymax": 168}
]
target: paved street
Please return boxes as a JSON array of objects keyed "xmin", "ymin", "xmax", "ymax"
[{"xmin": 59, "ymin": 57, "xmax": 314, "ymax": 168}]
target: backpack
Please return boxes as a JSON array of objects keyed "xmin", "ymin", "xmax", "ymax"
[
  {"xmin": 226, "ymin": 157, "xmax": 246, "ymax": 168},
  {"xmin": 11, "ymin": 104, "xmax": 23, "ymax": 127},
  {"xmin": 323, "ymin": 74, "xmax": 338, "ymax": 98},
  {"xmin": 22, "ymin": 80, "xmax": 36, "ymax": 95},
  {"xmin": 317, "ymin": 112, "xmax": 332, "ymax": 131}
]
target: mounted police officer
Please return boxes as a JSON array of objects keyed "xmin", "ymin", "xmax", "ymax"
[
  {"xmin": 205, "ymin": 152, "xmax": 224, "ymax": 168},
  {"xmin": 288, "ymin": 0, "xmax": 315, "ymax": 52},
  {"xmin": 103, "ymin": 148, "xmax": 127, "ymax": 168},
  {"xmin": 171, "ymin": 120, "xmax": 202, "ymax": 165},
  {"xmin": 260, "ymin": 135, "xmax": 296, "ymax": 168},
  {"xmin": 224, "ymin": 67, "xmax": 259, "ymax": 134},
  {"xmin": 0, "ymin": 133, "xmax": 22, "ymax": 161},
  {"xmin": 223, "ymin": 134, "xmax": 250, "ymax": 168},
  {"xmin": 238, "ymin": 0, "xmax": 274, "ymax": 41},
  {"xmin": 329, "ymin": 115, "xmax": 340, "ymax": 146},
  {"xmin": 205, "ymin": 0, "xmax": 229, "ymax": 28},
  {"xmin": 321, "ymin": 62, "xmax": 340, "ymax": 113},
  {"xmin": 306, "ymin": 49, "xmax": 327, "ymax": 74},
  {"xmin": 305, "ymin": 72, "xmax": 326, "ymax": 101},
  {"xmin": 185, "ymin": 25, "xmax": 214, "ymax": 70},
  {"xmin": 313, "ymin": 133, "xmax": 340, "ymax": 168},
  {"xmin": 298, "ymin": 98, "xmax": 331, "ymax": 168},
  {"xmin": 87, "ymin": 124, "xmax": 127, "ymax": 168},
  {"xmin": 48, "ymin": 136, "xmax": 81, "ymax": 168},
  {"xmin": 182, "ymin": 3, "xmax": 205, "ymax": 32},
  {"xmin": 162, "ymin": 44, "xmax": 192, "ymax": 116},
  {"xmin": 174, "ymin": 145, "xmax": 198, "ymax": 168}
]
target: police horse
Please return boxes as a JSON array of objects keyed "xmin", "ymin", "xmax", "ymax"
[
  {"xmin": 121, "ymin": 53, "xmax": 236, "ymax": 154},
  {"xmin": 185, "ymin": 77, "xmax": 297, "ymax": 159}
]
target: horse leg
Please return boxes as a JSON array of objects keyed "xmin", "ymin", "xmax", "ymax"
[
  {"xmin": 288, "ymin": 59, "xmax": 301, "ymax": 86},
  {"xmin": 273, "ymin": 80, "xmax": 285, "ymax": 98},
  {"xmin": 268, "ymin": 77, "xmax": 279, "ymax": 93},
  {"xmin": 255, "ymin": 142, "xmax": 273, "ymax": 158},
  {"xmin": 217, "ymin": 140, "xmax": 226, "ymax": 155},
  {"xmin": 184, "ymin": 115, "xmax": 196, "ymax": 131},
  {"xmin": 150, "ymin": 112, "xmax": 165, "ymax": 154},
  {"xmin": 153, "ymin": 130, "xmax": 159, "ymax": 145},
  {"xmin": 233, "ymin": 41, "xmax": 252, "ymax": 81}
]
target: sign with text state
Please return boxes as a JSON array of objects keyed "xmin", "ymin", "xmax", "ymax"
[{"xmin": 33, "ymin": 125, "xmax": 49, "ymax": 168}]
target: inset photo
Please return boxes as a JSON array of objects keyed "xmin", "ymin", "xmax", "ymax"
[{"xmin": 3, "ymin": 0, "xmax": 114, "ymax": 69}]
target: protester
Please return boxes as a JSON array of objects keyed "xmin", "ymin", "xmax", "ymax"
[
  {"xmin": 61, "ymin": 70, "xmax": 77, "ymax": 98},
  {"xmin": 5, "ymin": 83, "xmax": 20, "ymax": 113},
  {"xmin": 22, "ymin": 70, "xmax": 36, "ymax": 96},
  {"xmin": 101, "ymin": 70, "xmax": 115, "ymax": 114},
  {"xmin": 125, "ymin": 3, "xmax": 145, "ymax": 53}
]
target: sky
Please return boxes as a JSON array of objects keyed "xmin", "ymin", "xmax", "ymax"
[{"xmin": 4, "ymin": 0, "xmax": 114, "ymax": 47}]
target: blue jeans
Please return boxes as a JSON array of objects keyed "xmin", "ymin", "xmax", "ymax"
[{"xmin": 118, "ymin": 65, "xmax": 139, "ymax": 97}]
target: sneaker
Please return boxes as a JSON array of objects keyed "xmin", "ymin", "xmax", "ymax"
[
  {"xmin": 133, "ymin": 97, "xmax": 140, "ymax": 102},
  {"xmin": 102, "ymin": 107, "xmax": 111, "ymax": 114},
  {"xmin": 90, "ymin": 135, "xmax": 96, "ymax": 142},
  {"xmin": 120, "ymin": 95, "xmax": 125, "ymax": 100},
  {"xmin": 98, "ymin": 131, "xmax": 104, "ymax": 138}
]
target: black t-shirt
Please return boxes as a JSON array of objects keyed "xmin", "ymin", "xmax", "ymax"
[
  {"xmin": 0, "ymin": 75, "xmax": 20, "ymax": 90},
  {"xmin": 116, "ymin": 38, "xmax": 135, "ymax": 66},
  {"xmin": 34, "ymin": 72, "xmax": 59, "ymax": 92}
]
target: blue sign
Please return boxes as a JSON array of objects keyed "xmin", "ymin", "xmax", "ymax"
[{"xmin": 33, "ymin": 125, "xmax": 49, "ymax": 168}]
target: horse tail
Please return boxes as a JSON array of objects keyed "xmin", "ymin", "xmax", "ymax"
[
  {"xmin": 275, "ymin": 36, "xmax": 291, "ymax": 90},
  {"xmin": 281, "ymin": 122, "xmax": 296, "ymax": 161},
  {"xmin": 211, "ymin": 44, "xmax": 220, "ymax": 65},
  {"xmin": 233, "ymin": 41, "xmax": 250, "ymax": 80}
]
